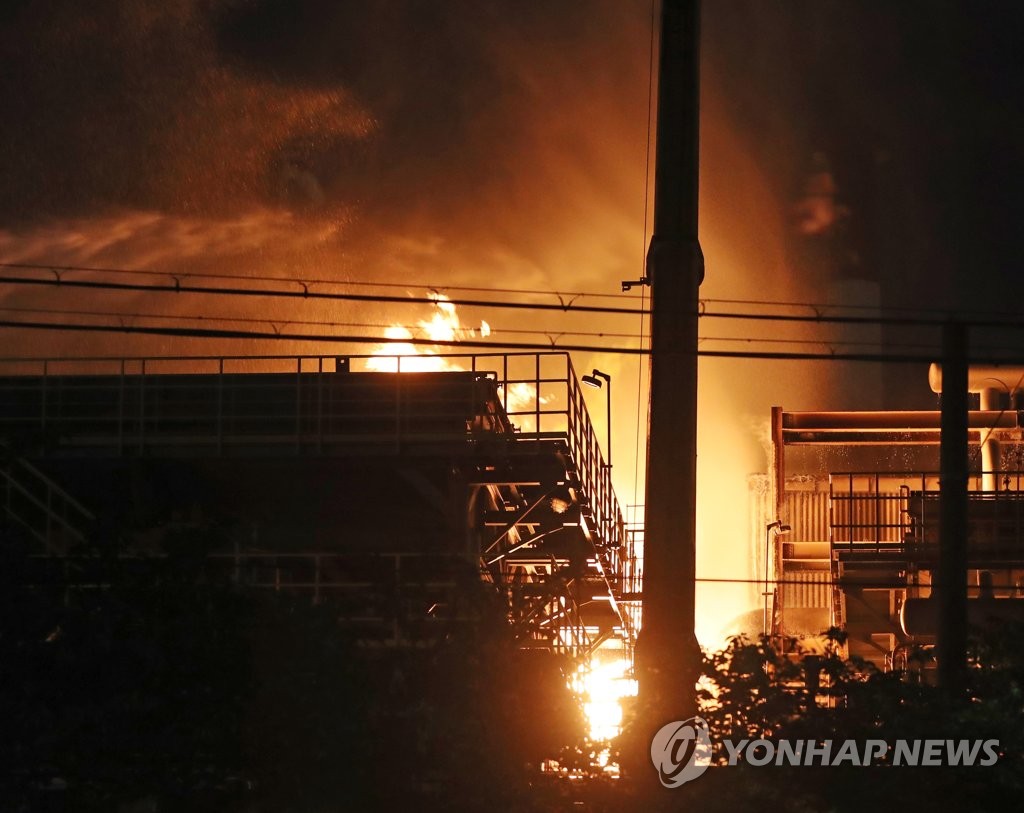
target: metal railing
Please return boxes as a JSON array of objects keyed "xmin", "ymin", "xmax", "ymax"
[
  {"xmin": 0, "ymin": 352, "xmax": 624, "ymax": 552},
  {"xmin": 25, "ymin": 550, "xmax": 475, "ymax": 644},
  {"xmin": 620, "ymin": 520, "xmax": 644, "ymax": 640},
  {"xmin": 830, "ymin": 471, "xmax": 1024, "ymax": 560},
  {"xmin": 1, "ymin": 455, "xmax": 94, "ymax": 553},
  {"xmin": 829, "ymin": 472, "xmax": 917, "ymax": 553}
]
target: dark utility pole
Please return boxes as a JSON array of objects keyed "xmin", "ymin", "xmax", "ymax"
[
  {"xmin": 637, "ymin": 0, "xmax": 703, "ymax": 725},
  {"xmin": 937, "ymin": 323, "xmax": 968, "ymax": 696}
]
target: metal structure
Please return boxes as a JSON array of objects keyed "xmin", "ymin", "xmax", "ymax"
[
  {"xmin": 0, "ymin": 351, "xmax": 635, "ymax": 659},
  {"xmin": 638, "ymin": 0, "xmax": 703, "ymax": 724},
  {"xmin": 770, "ymin": 391, "xmax": 1024, "ymax": 670}
]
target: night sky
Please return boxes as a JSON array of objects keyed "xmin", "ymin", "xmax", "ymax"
[
  {"xmin": 709, "ymin": 1, "xmax": 1023, "ymax": 307},
  {"xmin": 2, "ymin": 1, "xmax": 1020, "ymax": 304}
]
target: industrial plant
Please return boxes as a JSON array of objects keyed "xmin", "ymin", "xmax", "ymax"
[
  {"xmin": 0, "ymin": 352, "xmax": 636, "ymax": 664},
  {"xmin": 2, "ymin": 0, "xmax": 1022, "ymax": 807},
  {"xmin": 767, "ymin": 365, "xmax": 1024, "ymax": 672}
]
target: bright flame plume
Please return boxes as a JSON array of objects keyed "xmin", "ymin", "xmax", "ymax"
[
  {"xmin": 366, "ymin": 293, "xmax": 549, "ymax": 424},
  {"xmin": 574, "ymin": 656, "xmax": 637, "ymax": 742}
]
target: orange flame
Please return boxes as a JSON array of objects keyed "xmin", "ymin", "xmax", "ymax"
[
  {"xmin": 366, "ymin": 294, "xmax": 549, "ymax": 429},
  {"xmin": 365, "ymin": 293, "xmax": 486, "ymax": 372}
]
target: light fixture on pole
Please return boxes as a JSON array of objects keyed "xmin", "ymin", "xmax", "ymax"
[
  {"xmin": 620, "ymin": 276, "xmax": 650, "ymax": 292},
  {"xmin": 764, "ymin": 520, "xmax": 791, "ymax": 637},
  {"xmin": 581, "ymin": 369, "xmax": 612, "ymax": 468}
]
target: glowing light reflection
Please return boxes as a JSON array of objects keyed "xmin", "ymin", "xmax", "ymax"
[{"xmin": 575, "ymin": 656, "xmax": 637, "ymax": 742}]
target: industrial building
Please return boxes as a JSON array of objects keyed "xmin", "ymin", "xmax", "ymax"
[
  {"xmin": 0, "ymin": 351, "xmax": 636, "ymax": 662},
  {"xmin": 764, "ymin": 365, "xmax": 1024, "ymax": 669}
]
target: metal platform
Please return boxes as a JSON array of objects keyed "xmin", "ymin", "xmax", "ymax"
[{"xmin": 0, "ymin": 352, "xmax": 635, "ymax": 658}]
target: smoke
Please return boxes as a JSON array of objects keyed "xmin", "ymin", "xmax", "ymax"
[
  {"xmin": 0, "ymin": 0, "xmax": 656, "ymax": 359},
  {"xmin": 0, "ymin": 210, "xmax": 348, "ymax": 270},
  {"xmin": 0, "ymin": 0, "xmax": 908, "ymax": 643},
  {"xmin": 793, "ymin": 153, "xmax": 850, "ymax": 237},
  {"xmin": 0, "ymin": 1, "xmax": 650, "ymax": 284},
  {"xmin": 0, "ymin": 2, "xmax": 370, "ymax": 221},
  {"xmin": 0, "ymin": 0, "xmax": 779, "ymax": 644}
]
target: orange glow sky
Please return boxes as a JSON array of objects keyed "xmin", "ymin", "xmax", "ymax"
[{"xmin": 2, "ymin": 1, "xmax": 1020, "ymax": 645}]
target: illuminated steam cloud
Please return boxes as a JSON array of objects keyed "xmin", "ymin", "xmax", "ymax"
[
  {"xmin": 794, "ymin": 153, "xmax": 850, "ymax": 237},
  {"xmin": 0, "ymin": 0, "xmax": 858, "ymax": 644},
  {"xmin": 0, "ymin": 1, "xmax": 650, "ymax": 282}
]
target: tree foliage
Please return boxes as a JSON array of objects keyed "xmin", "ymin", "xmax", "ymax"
[
  {"xmin": 0, "ymin": 540, "xmax": 585, "ymax": 812},
  {"xmin": 6, "ymin": 522, "xmax": 1024, "ymax": 813},
  {"xmin": 641, "ymin": 629, "xmax": 1024, "ymax": 813}
]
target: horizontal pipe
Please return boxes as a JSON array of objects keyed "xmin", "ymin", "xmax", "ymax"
[
  {"xmin": 929, "ymin": 364, "xmax": 1024, "ymax": 394},
  {"xmin": 783, "ymin": 410, "xmax": 1023, "ymax": 431},
  {"xmin": 901, "ymin": 597, "xmax": 1024, "ymax": 636}
]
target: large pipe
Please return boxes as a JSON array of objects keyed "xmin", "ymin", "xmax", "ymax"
[
  {"xmin": 779, "ymin": 409, "xmax": 1024, "ymax": 447},
  {"xmin": 771, "ymin": 407, "xmax": 786, "ymax": 634},
  {"xmin": 931, "ymin": 366, "xmax": 1024, "ymax": 488},
  {"xmin": 979, "ymin": 388, "xmax": 1003, "ymax": 491},
  {"xmin": 930, "ymin": 363, "xmax": 1024, "ymax": 491},
  {"xmin": 901, "ymin": 597, "xmax": 1024, "ymax": 636},
  {"xmin": 928, "ymin": 364, "xmax": 1024, "ymax": 395},
  {"xmin": 636, "ymin": 0, "xmax": 703, "ymax": 725},
  {"xmin": 783, "ymin": 410, "xmax": 1024, "ymax": 431}
]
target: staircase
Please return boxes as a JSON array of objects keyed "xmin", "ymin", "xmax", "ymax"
[
  {"xmin": 0, "ymin": 449, "xmax": 94, "ymax": 553},
  {"xmin": 474, "ymin": 435, "xmax": 632, "ymax": 656}
]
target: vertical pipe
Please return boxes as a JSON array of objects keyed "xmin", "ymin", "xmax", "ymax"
[
  {"xmin": 217, "ymin": 358, "xmax": 224, "ymax": 456},
  {"xmin": 41, "ymin": 360, "xmax": 48, "ymax": 438},
  {"xmin": 118, "ymin": 360, "xmax": 125, "ymax": 456},
  {"xmin": 605, "ymin": 376, "xmax": 612, "ymax": 470},
  {"xmin": 139, "ymin": 359, "xmax": 146, "ymax": 454},
  {"xmin": 394, "ymin": 358, "xmax": 402, "ymax": 454},
  {"xmin": 979, "ymin": 387, "xmax": 1000, "ymax": 492},
  {"xmin": 771, "ymin": 406, "xmax": 786, "ymax": 636},
  {"xmin": 534, "ymin": 353, "xmax": 541, "ymax": 437},
  {"xmin": 937, "ymin": 322, "xmax": 968, "ymax": 697},
  {"xmin": 637, "ymin": 0, "xmax": 703, "ymax": 724},
  {"xmin": 316, "ymin": 359, "xmax": 323, "ymax": 454},
  {"xmin": 295, "ymin": 357, "xmax": 302, "ymax": 454}
]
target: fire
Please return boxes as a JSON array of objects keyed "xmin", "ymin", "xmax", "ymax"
[
  {"xmin": 366, "ymin": 294, "xmax": 549, "ymax": 430},
  {"xmin": 501, "ymin": 381, "xmax": 551, "ymax": 419},
  {"xmin": 574, "ymin": 655, "xmax": 637, "ymax": 742},
  {"xmin": 366, "ymin": 324, "xmax": 449, "ymax": 372},
  {"xmin": 365, "ymin": 292, "xmax": 486, "ymax": 372}
]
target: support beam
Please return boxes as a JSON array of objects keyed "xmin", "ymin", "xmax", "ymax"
[
  {"xmin": 937, "ymin": 323, "xmax": 968, "ymax": 697},
  {"xmin": 636, "ymin": 0, "xmax": 703, "ymax": 727},
  {"xmin": 771, "ymin": 406, "xmax": 786, "ymax": 639}
]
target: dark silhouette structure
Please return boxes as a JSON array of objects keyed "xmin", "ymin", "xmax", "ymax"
[{"xmin": 0, "ymin": 351, "xmax": 636, "ymax": 658}]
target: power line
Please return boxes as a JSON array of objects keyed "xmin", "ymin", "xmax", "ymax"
[
  {"xmin": 0, "ymin": 273, "xmax": 647, "ymax": 317},
  {"xmin": 0, "ymin": 303, "xmax": 972, "ymax": 352},
  {"xmin": 0, "ymin": 261, "xmax": 640, "ymax": 303},
  {"xmin": 0, "ymin": 304, "xmax": 399, "ymax": 333},
  {"xmin": 7, "ymin": 301, "xmax": 1020, "ymax": 357},
  {"xmin": 6, "ymin": 262, "xmax": 1024, "ymax": 328},
  {"xmin": 700, "ymin": 307, "xmax": 1024, "ymax": 330},
  {"xmin": 705, "ymin": 295, "xmax": 1024, "ymax": 322},
  {"xmin": 0, "ymin": 304, "xmax": 623, "ymax": 340},
  {"xmin": 9, "ymin": 259, "xmax": 1024, "ymax": 323},
  {"xmin": 5, "ymin": 316, "xmax": 1024, "ymax": 364},
  {"xmin": 0, "ymin": 318, "xmax": 635, "ymax": 355}
]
